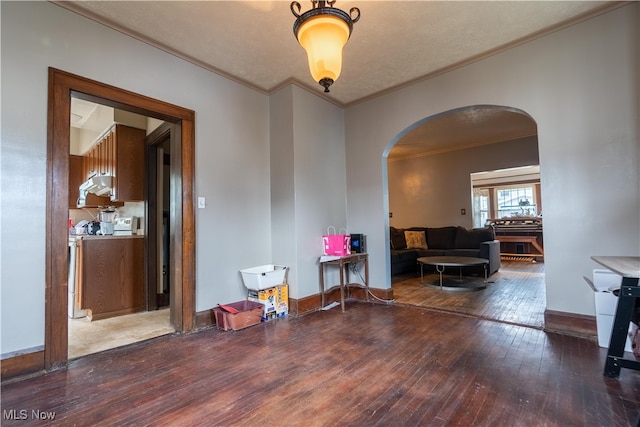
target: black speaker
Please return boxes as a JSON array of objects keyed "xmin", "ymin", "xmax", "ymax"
[{"xmin": 350, "ymin": 234, "xmax": 367, "ymax": 253}]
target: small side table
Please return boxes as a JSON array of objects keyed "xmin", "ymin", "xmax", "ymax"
[{"xmin": 319, "ymin": 253, "xmax": 369, "ymax": 312}]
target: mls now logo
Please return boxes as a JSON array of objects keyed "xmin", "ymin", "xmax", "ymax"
[{"xmin": 3, "ymin": 409, "xmax": 56, "ymax": 420}]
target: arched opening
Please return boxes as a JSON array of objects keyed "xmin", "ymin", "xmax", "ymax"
[{"xmin": 383, "ymin": 105, "xmax": 545, "ymax": 328}]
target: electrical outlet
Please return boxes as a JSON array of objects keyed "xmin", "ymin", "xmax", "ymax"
[{"xmin": 198, "ymin": 197, "xmax": 206, "ymax": 209}]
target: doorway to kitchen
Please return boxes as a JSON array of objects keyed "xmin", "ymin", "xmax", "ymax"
[
  {"xmin": 67, "ymin": 99, "xmax": 177, "ymax": 359},
  {"xmin": 46, "ymin": 68, "xmax": 196, "ymax": 369}
]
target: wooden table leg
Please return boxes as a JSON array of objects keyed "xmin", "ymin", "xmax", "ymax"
[
  {"xmin": 319, "ymin": 263, "xmax": 325, "ymax": 309},
  {"xmin": 339, "ymin": 260, "xmax": 346, "ymax": 313},
  {"xmin": 364, "ymin": 257, "xmax": 369, "ymax": 302}
]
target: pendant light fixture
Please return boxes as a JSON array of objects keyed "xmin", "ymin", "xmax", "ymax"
[{"xmin": 291, "ymin": 1, "xmax": 360, "ymax": 93}]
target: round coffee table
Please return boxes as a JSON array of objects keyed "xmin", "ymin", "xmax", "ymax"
[{"xmin": 417, "ymin": 256, "xmax": 489, "ymax": 291}]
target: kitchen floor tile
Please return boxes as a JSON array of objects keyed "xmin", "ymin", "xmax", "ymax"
[{"xmin": 68, "ymin": 308, "xmax": 174, "ymax": 359}]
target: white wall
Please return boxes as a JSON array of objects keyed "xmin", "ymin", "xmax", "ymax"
[
  {"xmin": 270, "ymin": 85, "xmax": 348, "ymax": 299},
  {"xmin": 346, "ymin": 4, "xmax": 639, "ymax": 316},
  {"xmin": 0, "ymin": 2, "xmax": 271, "ymax": 354},
  {"xmin": 270, "ymin": 87, "xmax": 298, "ymax": 294},
  {"xmin": 291, "ymin": 86, "xmax": 348, "ymax": 296},
  {"xmin": 388, "ymin": 137, "xmax": 539, "ymax": 228}
]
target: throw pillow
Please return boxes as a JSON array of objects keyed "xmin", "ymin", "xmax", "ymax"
[{"xmin": 404, "ymin": 231, "xmax": 428, "ymax": 249}]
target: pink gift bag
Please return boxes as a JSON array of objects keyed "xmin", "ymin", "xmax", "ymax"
[{"xmin": 323, "ymin": 227, "xmax": 351, "ymax": 256}]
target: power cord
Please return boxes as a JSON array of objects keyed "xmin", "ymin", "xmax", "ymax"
[{"xmin": 349, "ymin": 262, "xmax": 395, "ymax": 304}]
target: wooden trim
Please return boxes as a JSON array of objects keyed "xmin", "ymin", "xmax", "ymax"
[
  {"xmin": 195, "ymin": 309, "xmax": 215, "ymax": 329},
  {"xmin": 294, "ymin": 294, "xmax": 322, "ymax": 316},
  {"xmin": 46, "ymin": 69, "xmax": 71, "ymax": 371},
  {"xmin": 180, "ymin": 119, "xmax": 196, "ymax": 331},
  {"xmin": 46, "ymin": 68, "xmax": 196, "ymax": 370},
  {"xmin": 473, "ymin": 178, "xmax": 540, "ymax": 189},
  {"xmin": 194, "ymin": 287, "xmax": 391, "ymax": 328},
  {"xmin": 544, "ymin": 309, "xmax": 597, "ymax": 341},
  {"xmin": 145, "ymin": 122, "xmax": 174, "ymax": 313},
  {"xmin": 1, "ymin": 351, "xmax": 45, "ymax": 381}
]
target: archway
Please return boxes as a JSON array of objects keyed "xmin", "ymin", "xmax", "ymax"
[{"xmin": 383, "ymin": 105, "xmax": 545, "ymax": 328}]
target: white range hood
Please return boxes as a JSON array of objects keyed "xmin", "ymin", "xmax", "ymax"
[{"xmin": 79, "ymin": 175, "xmax": 113, "ymax": 196}]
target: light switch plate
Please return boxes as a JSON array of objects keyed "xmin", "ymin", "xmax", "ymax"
[{"xmin": 198, "ymin": 197, "xmax": 206, "ymax": 209}]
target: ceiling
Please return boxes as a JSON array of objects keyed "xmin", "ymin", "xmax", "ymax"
[
  {"xmin": 57, "ymin": 1, "xmax": 622, "ymax": 158},
  {"xmin": 389, "ymin": 106, "xmax": 538, "ymax": 160}
]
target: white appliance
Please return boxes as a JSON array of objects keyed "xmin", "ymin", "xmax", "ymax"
[
  {"xmin": 74, "ymin": 219, "xmax": 89, "ymax": 235},
  {"xmin": 113, "ymin": 217, "xmax": 138, "ymax": 236},
  {"xmin": 68, "ymin": 236, "xmax": 87, "ymax": 319},
  {"xmin": 77, "ymin": 176, "xmax": 113, "ymax": 207},
  {"xmin": 79, "ymin": 175, "xmax": 112, "ymax": 196},
  {"xmin": 591, "ymin": 269, "xmax": 633, "ymax": 352},
  {"xmin": 98, "ymin": 222, "xmax": 115, "ymax": 235}
]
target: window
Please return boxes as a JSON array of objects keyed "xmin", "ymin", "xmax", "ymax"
[
  {"xmin": 496, "ymin": 185, "xmax": 536, "ymax": 218},
  {"xmin": 470, "ymin": 165, "xmax": 541, "ymax": 225},
  {"xmin": 473, "ymin": 188, "xmax": 490, "ymax": 228}
]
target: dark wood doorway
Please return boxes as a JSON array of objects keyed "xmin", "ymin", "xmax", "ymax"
[
  {"xmin": 145, "ymin": 122, "xmax": 175, "ymax": 315},
  {"xmin": 46, "ymin": 68, "xmax": 196, "ymax": 370}
]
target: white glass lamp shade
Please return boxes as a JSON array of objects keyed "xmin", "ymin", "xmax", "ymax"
[{"xmin": 296, "ymin": 15, "xmax": 350, "ymax": 83}]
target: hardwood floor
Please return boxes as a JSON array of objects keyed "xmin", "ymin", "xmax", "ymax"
[
  {"xmin": 392, "ymin": 260, "xmax": 546, "ymax": 329},
  {"xmin": 2, "ymin": 302, "xmax": 639, "ymax": 426}
]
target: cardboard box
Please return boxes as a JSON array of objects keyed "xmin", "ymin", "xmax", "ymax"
[
  {"xmin": 213, "ymin": 300, "xmax": 263, "ymax": 331},
  {"xmin": 248, "ymin": 284, "xmax": 288, "ymax": 321},
  {"xmin": 275, "ymin": 284, "xmax": 288, "ymax": 315}
]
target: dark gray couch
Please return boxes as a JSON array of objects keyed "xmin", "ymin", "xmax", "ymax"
[{"xmin": 390, "ymin": 226, "xmax": 501, "ymax": 276}]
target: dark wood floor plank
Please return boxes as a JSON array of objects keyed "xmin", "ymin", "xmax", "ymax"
[
  {"xmin": 2, "ymin": 302, "xmax": 639, "ymax": 426},
  {"xmin": 392, "ymin": 260, "xmax": 546, "ymax": 329}
]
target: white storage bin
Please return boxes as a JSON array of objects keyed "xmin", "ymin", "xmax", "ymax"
[
  {"xmin": 240, "ymin": 265, "xmax": 288, "ymax": 290},
  {"xmin": 593, "ymin": 269, "xmax": 622, "ymax": 291},
  {"xmin": 591, "ymin": 269, "xmax": 633, "ymax": 352}
]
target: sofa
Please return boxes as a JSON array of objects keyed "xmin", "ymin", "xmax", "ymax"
[{"xmin": 390, "ymin": 226, "xmax": 501, "ymax": 277}]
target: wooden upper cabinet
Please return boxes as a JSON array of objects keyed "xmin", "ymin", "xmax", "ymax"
[
  {"xmin": 79, "ymin": 124, "xmax": 145, "ymax": 203},
  {"xmin": 110, "ymin": 124, "xmax": 145, "ymax": 202},
  {"xmin": 69, "ymin": 155, "xmax": 84, "ymax": 208},
  {"xmin": 82, "ymin": 145, "xmax": 95, "ymax": 179}
]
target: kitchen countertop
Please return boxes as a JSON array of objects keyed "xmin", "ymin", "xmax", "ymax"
[{"xmin": 71, "ymin": 234, "xmax": 144, "ymax": 240}]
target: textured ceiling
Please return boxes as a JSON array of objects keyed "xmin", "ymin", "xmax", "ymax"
[
  {"xmin": 57, "ymin": 1, "xmax": 622, "ymax": 158},
  {"xmin": 57, "ymin": 1, "xmax": 619, "ymax": 106},
  {"xmin": 389, "ymin": 106, "xmax": 538, "ymax": 160}
]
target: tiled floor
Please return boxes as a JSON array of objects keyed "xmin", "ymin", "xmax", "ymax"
[{"xmin": 68, "ymin": 308, "xmax": 174, "ymax": 359}]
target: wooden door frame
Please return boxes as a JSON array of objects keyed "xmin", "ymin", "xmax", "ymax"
[
  {"xmin": 145, "ymin": 122, "xmax": 174, "ymax": 313},
  {"xmin": 46, "ymin": 68, "xmax": 196, "ymax": 369}
]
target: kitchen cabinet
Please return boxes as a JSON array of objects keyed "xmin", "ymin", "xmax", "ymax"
[
  {"xmin": 110, "ymin": 124, "xmax": 145, "ymax": 202},
  {"xmin": 78, "ymin": 235, "xmax": 145, "ymax": 321},
  {"xmin": 82, "ymin": 124, "xmax": 145, "ymax": 202},
  {"xmin": 69, "ymin": 155, "xmax": 84, "ymax": 208}
]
